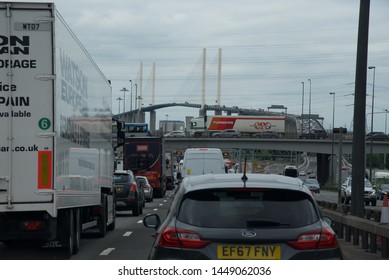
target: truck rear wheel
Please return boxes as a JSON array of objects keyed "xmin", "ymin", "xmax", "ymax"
[
  {"xmin": 73, "ymin": 208, "xmax": 81, "ymax": 254},
  {"xmin": 97, "ymin": 195, "xmax": 107, "ymax": 237},
  {"xmin": 107, "ymin": 195, "xmax": 116, "ymax": 231},
  {"xmin": 58, "ymin": 209, "xmax": 74, "ymax": 258}
]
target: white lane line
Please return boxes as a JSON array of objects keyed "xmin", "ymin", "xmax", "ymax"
[
  {"xmin": 137, "ymin": 220, "xmax": 143, "ymax": 224},
  {"xmin": 159, "ymin": 204, "xmax": 163, "ymax": 206},
  {"xmin": 163, "ymin": 200, "xmax": 167, "ymax": 202},
  {"xmin": 99, "ymin": 248, "xmax": 115, "ymax": 256},
  {"xmin": 123, "ymin": 231, "xmax": 133, "ymax": 237},
  {"xmin": 153, "ymin": 208, "xmax": 158, "ymax": 211}
]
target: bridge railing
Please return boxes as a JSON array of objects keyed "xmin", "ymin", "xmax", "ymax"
[{"xmin": 317, "ymin": 200, "xmax": 389, "ymax": 259}]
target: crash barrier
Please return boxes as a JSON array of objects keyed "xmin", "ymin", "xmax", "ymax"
[{"xmin": 318, "ymin": 200, "xmax": 389, "ymax": 259}]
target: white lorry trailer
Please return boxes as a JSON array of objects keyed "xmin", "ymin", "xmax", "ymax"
[
  {"xmin": 0, "ymin": 2, "xmax": 115, "ymax": 256},
  {"xmin": 189, "ymin": 115, "xmax": 286, "ymax": 137}
]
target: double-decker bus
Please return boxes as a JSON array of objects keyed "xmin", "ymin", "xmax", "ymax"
[{"xmin": 123, "ymin": 137, "xmax": 166, "ymax": 198}]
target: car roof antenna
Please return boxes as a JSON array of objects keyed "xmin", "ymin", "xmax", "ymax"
[{"xmin": 241, "ymin": 157, "xmax": 248, "ymax": 187}]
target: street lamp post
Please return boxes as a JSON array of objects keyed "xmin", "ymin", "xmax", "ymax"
[
  {"xmin": 301, "ymin": 82, "xmax": 305, "ymax": 134},
  {"xmin": 129, "ymin": 80, "xmax": 133, "ymax": 111},
  {"xmin": 384, "ymin": 109, "xmax": 388, "ymax": 169},
  {"xmin": 136, "ymin": 96, "xmax": 143, "ymax": 111},
  {"xmin": 120, "ymin": 87, "xmax": 129, "ymax": 112},
  {"xmin": 329, "ymin": 92, "xmax": 336, "ymax": 185},
  {"xmin": 134, "ymin": 84, "xmax": 138, "ymax": 110},
  {"xmin": 116, "ymin": 97, "xmax": 123, "ymax": 114},
  {"xmin": 368, "ymin": 66, "xmax": 375, "ymax": 181},
  {"xmin": 308, "ymin": 79, "xmax": 312, "ymax": 134}
]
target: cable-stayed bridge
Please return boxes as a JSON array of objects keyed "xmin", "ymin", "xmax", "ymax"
[{"xmin": 114, "ymin": 49, "xmax": 324, "ymax": 134}]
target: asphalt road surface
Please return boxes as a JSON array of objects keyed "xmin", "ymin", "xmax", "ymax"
[
  {"xmin": 0, "ymin": 190, "xmax": 175, "ymax": 260},
  {"xmin": 0, "ymin": 188, "xmax": 385, "ymax": 260}
]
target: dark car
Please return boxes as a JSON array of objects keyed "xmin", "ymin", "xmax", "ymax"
[
  {"xmin": 114, "ymin": 170, "xmax": 144, "ymax": 216},
  {"xmin": 143, "ymin": 173, "xmax": 342, "ymax": 260},
  {"xmin": 213, "ymin": 129, "xmax": 241, "ymax": 138},
  {"xmin": 299, "ymin": 129, "xmax": 328, "ymax": 140},
  {"xmin": 377, "ymin": 184, "xmax": 389, "ymax": 200},
  {"xmin": 252, "ymin": 131, "xmax": 279, "ymax": 138},
  {"xmin": 365, "ymin": 132, "xmax": 389, "ymax": 141}
]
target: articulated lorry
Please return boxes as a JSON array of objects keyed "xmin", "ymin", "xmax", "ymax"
[
  {"xmin": 0, "ymin": 2, "xmax": 115, "ymax": 256},
  {"xmin": 189, "ymin": 115, "xmax": 286, "ymax": 137}
]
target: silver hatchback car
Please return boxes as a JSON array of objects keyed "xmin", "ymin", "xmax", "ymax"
[
  {"xmin": 341, "ymin": 177, "xmax": 377, "ymax": 206},
  {"xmin": 143, "ymin": 173, "xmax": 342, "ymax": 260},
  {"xmin": 212, "ymin": 129, "xmax": 241, "ymax": 138}
]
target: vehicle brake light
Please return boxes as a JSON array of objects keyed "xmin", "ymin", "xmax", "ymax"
[
  {"xmin": 159, "ymin": 226, "xmax": 210, "ymax": 249},
  {"xmin": 19, "ymin": 221, "xmax": 45, "ymax": 231},
  {"xmin": 287, "ymin": 228, "xmax": 339, "ymax": 250},
  {"xmin": 130, "ymin": 182, "xmax": 137, "ymax": 192}
]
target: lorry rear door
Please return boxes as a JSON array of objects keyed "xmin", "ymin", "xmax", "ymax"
[{"xmin": 0, "ymin": 4, "xmax": 54, "ymax": 204}]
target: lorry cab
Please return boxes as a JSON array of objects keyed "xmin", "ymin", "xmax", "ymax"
[{"xmin": 182, "ymin": 148, "xmax": 226, "ymax": 177}]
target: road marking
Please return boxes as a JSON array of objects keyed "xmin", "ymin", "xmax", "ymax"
[
  {"xmin": 163, "ymin": 200, "xmax": 167, "ymax": 202},
  {"xmin": 137, "ymin": 220, "xmax": 143, "ymax": 224},
  {"xmin": 153, "ymin": 208, "xmax": 158, "ymax": 211},
  {"xmin": 159, "ymin": 204, "xmax": 163, "ymax": 206},
  {"xmin": 123, "ymin": 231, "xmax": 133, "ymax": 237},
  {"xmin": 99, "ymin": 248, "xmax": 115, "ymax": 255}
]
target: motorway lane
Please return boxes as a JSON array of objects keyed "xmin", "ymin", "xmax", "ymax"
[
  {"xmin": 314, "ymin": 189, "xmax": 384, "ymax": 208},
  {"xmin": 0, "ymin": 190, "xmax": 176, "ymax": 260},
  {"xmin": 72, "ymin": 190, "xmax": 175, "ymax": 260},
  {"xmin": 1, "ymin": 187, "xmax": 384, "ymax": 260}
]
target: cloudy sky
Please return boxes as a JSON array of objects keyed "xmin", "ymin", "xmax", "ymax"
[{"xmin": 13, "ymin": 0, "xmax": 389, "ymax": 132}]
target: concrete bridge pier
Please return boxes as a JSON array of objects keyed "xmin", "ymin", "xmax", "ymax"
[
  {"xmin": 199, "ymin": 108, "xmax": 206, "ymax": 117},
  {"xmin": 136, "ymin": 111, "xmax": 146, "ymax": 123},
  {"xmin": 149, "ymin": 110, "xmax": 156, "ymax": 134},
  {"xmin": 317, "ymin": 153, "xmax": 330, "ymax": 187}
]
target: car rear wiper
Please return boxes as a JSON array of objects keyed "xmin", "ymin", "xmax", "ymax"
[{"xmin": 246, "ymin": 220, "xmax": 290, "ymax": 227}]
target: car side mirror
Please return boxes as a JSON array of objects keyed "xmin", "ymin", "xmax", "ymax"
[
  {"xmin": 323, "ymin": 216, "xmax": 334, "ymax": 227},
  {"xmin": 143, "ymin": 214, "xmax": 161, "ymax": 229}
]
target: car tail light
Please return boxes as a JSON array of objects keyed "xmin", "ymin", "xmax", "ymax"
[
  {"xmin": 159, "ymin": 226, "xmax": 210, "ymax": 249},
  {"xmin": 130, "ymin": 182, "xmax": 137, "ymax": 192},
  {"xmin": 19, "ymin": 220, "xmax": 46, "ymax": 231},
  {"xmin": 287, "ymin": 227, "xmax": 339, "ymax": 250}
]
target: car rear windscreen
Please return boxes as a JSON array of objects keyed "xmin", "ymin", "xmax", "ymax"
[
  {"xmin": 178, "ymin": 188, "xmax": 318, "ymax": 228},
  {"xmin": 114, "ymin": 173, "xmax": 132, "ymax": 183}
]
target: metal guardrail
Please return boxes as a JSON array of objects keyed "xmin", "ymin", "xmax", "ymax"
[{"xmin": 318, "ymin": 200, "xmax": 389, "ymax": 259}]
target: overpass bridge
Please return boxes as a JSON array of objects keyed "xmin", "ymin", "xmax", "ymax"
[
  {"xmin": 114, "ymin": 102, "xmax": 300, "ymax": 133},
  {"xmin": 163, "ymin": 137, "xmax": 389, "ymax": 186}
]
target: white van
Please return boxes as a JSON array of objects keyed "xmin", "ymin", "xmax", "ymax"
[
  {"xmin": 182, "ymin": 148, "xmax": 226, "ymax": 176},
  {"xmin": 284, "ymin": 165, "xmax": 298, "ymax": 178}
]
